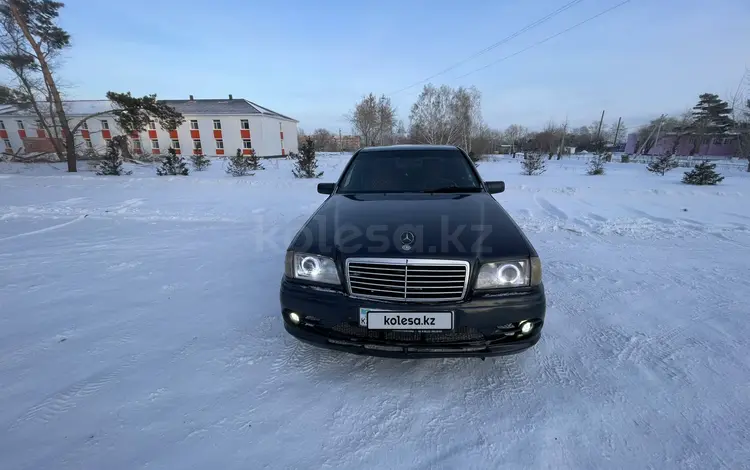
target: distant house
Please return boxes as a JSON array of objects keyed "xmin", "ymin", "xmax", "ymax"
[
  {"xmin": 333, "ymin": 134, "xmax": 361, "ymax": 151},
  {"xmin": 624, "ymin": 132, "xmax": 739, "ymax": 157}
]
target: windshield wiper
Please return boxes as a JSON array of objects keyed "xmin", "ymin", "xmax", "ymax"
[{"xmin": 423, "ymin": 186, "xmax": 482, "ymax": 193}]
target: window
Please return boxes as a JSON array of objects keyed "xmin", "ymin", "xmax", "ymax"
[
  {"xmin": 151, "ymin": 139, "xmax": 160, "ymax": 150},
  {"xmin": 148, "ymin": 120, "xmax": 156, "ymax": 130},
  {"xmin": 35, "ymin": 120, "xmax": 42, "ymax": 128},
  {"xmin": 242, "ymin": 139, "xmax": 253, "ymax": 149},
  {"xmin": 216, "ymin": 139, "xmax": 224, "ymax": 149},
  {"xmin": 0, "ymin": 121, "xmax": 5, "ymax": 130},
  {"xmin": 104, "ymin": 138, "xmax": 112, "ymax": 146},
  {"xmin": 133, "ymin": 140, "xmax": 141, "ymax": 150},
  {"xmin": 190, "ymin": 120, "xmax": 199, "ymax": 130},
  {"xmin": 193, "ymin": 139, "xmax": 202, "ymax": 150},
  {"xmin": 16, "ymin": 120, "xmax": 24, "ymax": 130},
  {"xmin": 213, "ymin": 119, "xmax": 221, "ymax": 130},
  {"xmin": 80, "ymin": 120, "xmax": 88, "ymax": 130},
  {"xmin": 3, "ymin": 139, "xmax": 11, "ymax": 148},
  {"xmin": 101, "ymin": 119, "xmax": 109, "ymax": 130},
  {"xmin": 85, "ymin": 139, "xmax": 93, "ymax": 149},
  {"xmin": 337, "ymin": 148, "xmax": 482, "ymax": 194},
  {"xmin": 172, "ymin": 139, "xmax": 180, "ymax": 149},
  {"xmin": 240, "ymin": 119, "xmax": 249, "ymax": 130}
]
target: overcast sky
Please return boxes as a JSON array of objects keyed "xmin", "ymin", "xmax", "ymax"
[{"xmin": 22, "ymin": 0, "xmax": 750, "ymax": 133}]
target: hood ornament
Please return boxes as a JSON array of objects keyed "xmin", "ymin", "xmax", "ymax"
[{"xmin": 400, "ymin": 231, "xmax": 415, "ymax": 251}]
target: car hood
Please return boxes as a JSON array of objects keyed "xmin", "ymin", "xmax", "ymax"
[{"xmin": 288, "ymin": 193, "xmax": 534, "ymax": 262}]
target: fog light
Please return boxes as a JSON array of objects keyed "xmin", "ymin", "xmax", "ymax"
[
  {"xmin": 520, "ymin": 321, "xmax": 534, "ymax": 334},
  {"xmin": 288, "ymin": 312, "xmax": 301, "ymax": 324}
]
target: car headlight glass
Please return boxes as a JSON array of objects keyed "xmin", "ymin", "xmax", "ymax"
[
  {"xmin": 285, "ymin": 252, "xmax": 340, "ymax": 285},
  {"xmin": 475, "ymin": 258, "xmax": 540, "ymax": 289}
]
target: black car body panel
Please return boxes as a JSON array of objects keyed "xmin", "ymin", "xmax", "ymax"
[
  {"xmin": 287, "ymin": 192, "xmax": 536, "ymax": 261},
  {"xmin": 280, "ymin": 278, "xmax": 545, "ymax": 358},
  {"xmin": 279, "ymin": 145, "xmax": 546, "ymax": 358}
]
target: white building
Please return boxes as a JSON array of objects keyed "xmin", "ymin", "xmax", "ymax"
[{"xmin": 0, "ymin": 95, "xmax": 299, "ymax": 158}]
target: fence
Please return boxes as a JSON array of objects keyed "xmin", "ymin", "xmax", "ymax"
[{"xmin": 482, "ymin": 153, "xmax": 748, "ymax": 172}]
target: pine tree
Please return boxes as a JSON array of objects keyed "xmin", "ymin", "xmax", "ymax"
[
  {"xmin": 293, "ymin": 137, "xmax": 324, "ymax": 178},
  {"xmin": 586, "ymin": 153, "xmax": 606, "ymax": 175},
  {"xmin": 690, "ymin": 93, "xmax": 734, "ymax": 134},
  {"xmin": 647, "ymin": 153, "xmax": 678, "ymax": 176},
  {"xmin": 520, "ymin": 152, "xmax": 546, "ymax": 175},
  {"xmin": 247, "ymin": 149, "xmax": 265, "ymax": 170},
  {"xmin": 96, "ymin": 141, "xmax": 132, "ymax": 176},
  {"xmin": 682, "ymin": 159, "xmax": 724, "ymax": 185},
  {"xmin": 190, "ymin": 151, "xmax": 211, "ymax": 171},
  {"xmin": 225, "ymin": 148, "xmax": 254, "ymax": 177},
  {"xmin": 687, "ymin": 93, "xmax": 735, "ymax": 155},
  {"xmin": 156, "ymin": 147, "xmax": 189, "ymax": 176}
]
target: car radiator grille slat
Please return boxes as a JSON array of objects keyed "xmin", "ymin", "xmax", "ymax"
[{"xmin": 346, "ymin": 258, "xmax": 469, "ymax": 302}]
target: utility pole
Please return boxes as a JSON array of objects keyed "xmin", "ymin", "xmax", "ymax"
[
  {"xmin": 557, "ymin": 117, "xmax": 569, "ymax": 159},
  {"xmin": 595, "ymin": 110, "xmax": 606, "ymax": 153},
  {"xmin": 339, "ymin": 128, "xmax": 342, "ymax": 153},
  {"xmin": 636, "ymin": 114, "xmax": 665, "ymax": 155},
  {"xmin": 653, "ymin": 117, "xmax": 664, "ymax": 151},
  {"xmin": 612, "ymin": 116, "xmax": 622, "ymax": 146}
]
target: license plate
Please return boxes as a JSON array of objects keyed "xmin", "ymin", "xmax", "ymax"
[{"xmin": 360, "ymin": 308, "xmax": 453, "ymax": 330}]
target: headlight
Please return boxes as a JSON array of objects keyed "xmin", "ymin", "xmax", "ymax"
[
  {"xmin": 284, "ymin": 251, "xmax": 341, "ymax": 285},
  {"xmin": 475, "ymin": 257, "xmax": 542, "ymax": 289}
]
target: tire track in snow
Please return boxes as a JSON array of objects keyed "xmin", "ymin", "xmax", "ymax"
[
  {"xmin": 623, "ymin": 206, "xmax": 750, "ymax": 247},
  {"xmin": 6, "ymin": 336, "xmax": 202, "ymax": 431},
  {"xmin": 103, "ymin": 198, "xmax": 144, "ymax": 214},
  {"xmin": 534, "ymin": 195, "xmax": 568, "ymax": 221},
  {"xmin": 536, "ymin": 347, "xmax": 584, "ymax": 389},
  {"xmin": 615, "ymin": 327, "xmax": 697, "ymax": 384},
  {"xmin": 534, "ymin": 194, "xmax": 608, "ymax": 239},
  {"xmin": 7, "ymin": 354, "xmax": 140, "ymax": 430},
  {"xmin": 0, "ymin": 214, "xmax": 87, "ymax": 242}
]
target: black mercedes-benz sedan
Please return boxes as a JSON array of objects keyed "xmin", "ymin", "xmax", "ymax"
[{"xmin": 279, "ymin": 145, "xmax": 546, "ymax": 358}]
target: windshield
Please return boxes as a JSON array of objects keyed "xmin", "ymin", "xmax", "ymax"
[{"xmin": 336, "ymin": 148, "xmax": 482, "ymax": 193}]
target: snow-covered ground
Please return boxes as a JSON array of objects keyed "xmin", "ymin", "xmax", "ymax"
[{"xmin": 1, "ymin": 154, "xmax": 749, "ymax": 470}]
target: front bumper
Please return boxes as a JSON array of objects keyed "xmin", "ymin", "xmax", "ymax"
[{"xmin": 279, "ymin": 278, "xmax": 546, "ymax": 359}]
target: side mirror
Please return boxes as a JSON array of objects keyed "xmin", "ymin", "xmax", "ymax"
[
  {"xmin": 317, "ymin": 183, "xmax": 335, "ymax": 195},
  {"xmin": 485, "ymin": 181, "xmax": 505, "ymax": 194}
]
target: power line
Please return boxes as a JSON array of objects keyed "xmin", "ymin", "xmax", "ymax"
[
  {"xmin": 451, "ymin": 0, "xmax": 632, "ymax": 81},
  {"xmin": 387, "ymin": 0, "xmax": 585, "ymax": 96}
]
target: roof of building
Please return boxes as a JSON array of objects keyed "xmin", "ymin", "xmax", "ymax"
[{"xmin": 0, "ymin": 98, "xmax": 297, "ymax": 122}]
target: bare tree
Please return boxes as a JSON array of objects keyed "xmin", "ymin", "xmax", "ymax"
[
  {"xmin": 470, "ymin": 123, "xmax": 494, "ymax": 157},
  {"xmin": 393, "ymin": 119, "xmax": 408, "ymax": 144},
  {"xmin": 348, "ymin": 93, "xmax": 379, "ymax": 146},
  {"xmin": 0, "ymin": 0, "xmax": 77, "ymax": 170},
  {"xmin": 376, "ymin": 94, "xmax": 396, "ymax": 145},
  {"xmin": 504, "ymin": 124, "xmax": 527, "ymax": 157},
  {"xmin": 311, "ymin": 128, "xmax": 335, "ymax": 152},
  {"xmin": 409, "ymin": 84, "xmax": 460, "ymax": 145},
  {"xmin": 451, "ymin": 86, "xmax": 482, "ymax": 152},
  {"xmin": 726, "ymin": 70, "xmax": 750, "ymax": 171}
]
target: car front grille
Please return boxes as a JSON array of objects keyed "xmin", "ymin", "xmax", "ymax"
[
  {"xmin": 345, "ymin": 258, "xmax": 470, "ymax": 302},
  {"xmin": 331, "ymin": 323, "xmax": 485, "ymax": 343}
]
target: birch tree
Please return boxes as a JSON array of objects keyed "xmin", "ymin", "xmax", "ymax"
[{"xmin": 408, "ymin": 84, "xmax": 459, "ymax": 145}]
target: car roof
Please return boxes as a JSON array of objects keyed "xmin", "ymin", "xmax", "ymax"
[{"xmin": 357, "ymin": 144, "xmax": 461, "ymax": 153}]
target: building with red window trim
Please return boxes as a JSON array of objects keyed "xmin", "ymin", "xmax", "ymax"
[{"xmin": 0, "ymin": 95, "xmax": 298, "ymax": 158}]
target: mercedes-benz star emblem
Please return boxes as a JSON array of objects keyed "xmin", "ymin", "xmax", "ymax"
[{"xmin": 400, "ymin": 231, "xmax": 415, "ymax": 251}]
